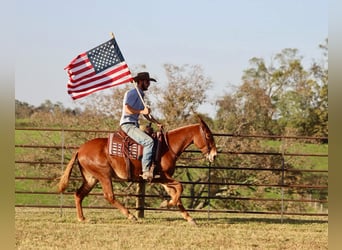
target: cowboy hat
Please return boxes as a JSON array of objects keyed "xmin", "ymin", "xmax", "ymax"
[{"xmin": 133, "ymin": 72, "xmax": 157, "ymax": 82}]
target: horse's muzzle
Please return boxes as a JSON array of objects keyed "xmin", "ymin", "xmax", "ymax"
[{"xmin": 207, "ymin": 148, "xmax": 217, "ymax": 162}]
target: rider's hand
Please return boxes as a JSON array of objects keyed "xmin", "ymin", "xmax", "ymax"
[
  {"xmin": 157, "ymin": 123, "xmax": 163, "ymax": 129},
  {"xmin": 140, "ymin": 106, "xmax": 151, "ymax": 115}
]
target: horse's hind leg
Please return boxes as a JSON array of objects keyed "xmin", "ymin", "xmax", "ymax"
[
  {"xmin": 75, "ymin": 172, "xmax": 98, "ymax": 222},
  {"xmin": 99, "ymin": 177, "xmax": 137, "ymax": 221}
]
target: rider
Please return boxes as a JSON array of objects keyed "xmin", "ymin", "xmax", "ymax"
[{"xmin": 120, "ymin": 72, "xmax": 160, "ymax": 181}]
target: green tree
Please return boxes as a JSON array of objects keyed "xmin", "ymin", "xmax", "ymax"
[
  {"xmin": 15, "ymin": 100, "xmax": 35, "ymax": 119},
  {"xmin": 309, "ymin": 38, "xmax": 328, "ymax": 137},
  {"xmin": 215, "ymin": 94, "xmax": 240, "ymax": 132},
  {"xmin": 216, "ymin": 41, "xmax": 328, "ymax": 136}
]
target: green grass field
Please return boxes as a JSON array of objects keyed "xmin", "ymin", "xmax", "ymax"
[
  {"xmin": 261, "ymin": 140, "xmax": 328, "ymax": 170},
  {"xmin": 15, "ymin": 207, "xmax": 328, "ymax": 249}
]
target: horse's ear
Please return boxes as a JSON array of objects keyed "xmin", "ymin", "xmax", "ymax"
[
  {"xmin": 197, "ymin": 115, "xmax": 208, "ymax": 129},
  {"xmin": 196, "ymin": 114, "xmax": 210, "ymax": 131},
  {"xmin": 195, "ymin": 114, "xmax": 211, "ymax": 131},
  {"xmin": 196, "ymin": 114, "xmax": 203, "ymax": 123}
]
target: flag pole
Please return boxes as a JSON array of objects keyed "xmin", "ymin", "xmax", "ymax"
[
  {"xmin": 133, "ymin": 81, "xmax": 148, "ymax": 108},
  {"xmin": 109, "ymin": 32, "xmax": 147, "ymax": 109}
]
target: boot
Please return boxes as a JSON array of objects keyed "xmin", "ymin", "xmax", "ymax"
[
  {"xmin": 140, "ymin": 163, "xmax": 160, "ymax": 182},
  {"xmin": 141, "ymin": 171, "xmax": 153, "ymax": 181},
  {"xmin": 149, "ymin": 163, "xmax": 160, "ymax": 179}
]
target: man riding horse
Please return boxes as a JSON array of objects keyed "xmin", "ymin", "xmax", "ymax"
[
  {"xmin": 119, "ymin": 72, "xmax": 161, "ymax": 181},
  {"xmin": 58, "ymin": 72, "xmax": 217, "ymax": 224}
]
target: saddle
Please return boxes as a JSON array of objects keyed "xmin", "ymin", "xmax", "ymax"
[
  {"xmin": 107, "ymin": 126, "xmax": 163, "ymax": 181},
  {"xmin": 108, "ymin": 130, "xmax": 143, "ymax": 160}
]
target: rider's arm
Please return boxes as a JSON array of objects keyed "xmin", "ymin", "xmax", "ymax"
[{"xmin": 125, "ymin": 104, "xmax": 150, "ymax": 115}]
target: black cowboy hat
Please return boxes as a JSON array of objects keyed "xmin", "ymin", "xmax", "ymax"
[{"xmin": 133, "ymin": 72, "xmax": 157, "ymax": 82}]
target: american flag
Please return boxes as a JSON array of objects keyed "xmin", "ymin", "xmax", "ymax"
[{"xmin": 65, "ymin": 38, "xmax": 133, "ymax": 100}]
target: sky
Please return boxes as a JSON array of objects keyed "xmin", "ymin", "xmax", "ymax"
[{"xmin": 14, "ymin": 0, "xmax": 328, "ymax": 116}]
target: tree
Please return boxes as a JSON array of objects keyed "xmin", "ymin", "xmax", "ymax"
[
  {"xmin": 152, "ymin": 64, "xmax": 212, "ymax": 128},
  {"xmin": 215, "ymin": 94, "xmax": 239, "ymax": 132},
  {"xmin": 309, "ymin": 38, "xmax": 328, "ymax": 137},
  {"xmin": 216, "ymin": 41, "xmax": 328, "ymax": 136},
  {"xmin": 15, "ymin": 100, "xmax": 35, "ymax": 119},
  {"xmin": 77, "ymin": 85, "xmax": 131, "ymax": 129}
]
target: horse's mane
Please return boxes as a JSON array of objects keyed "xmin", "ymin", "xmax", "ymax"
[{"xmin": 167, "ymin": 124, "xmax": 199, "ymax": 135}]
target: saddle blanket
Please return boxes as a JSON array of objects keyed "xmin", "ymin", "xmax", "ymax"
[{"xmin": 108, "ymin": 132, "xmax": 143, "ymax": 160}]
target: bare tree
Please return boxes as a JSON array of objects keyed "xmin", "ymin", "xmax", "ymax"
[{"xmin": 151, "ymin": 64, "xmax": 212, "ymax": 128}]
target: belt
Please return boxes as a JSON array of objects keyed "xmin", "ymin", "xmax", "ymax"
[{"xmin": 121, "ymin": 122, "xmax": 138, "ymax": 126}]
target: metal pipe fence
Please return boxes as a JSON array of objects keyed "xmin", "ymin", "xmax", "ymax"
[{"xmin": 15, "ymin": 127, "xmax": 328, "ymax": 219}]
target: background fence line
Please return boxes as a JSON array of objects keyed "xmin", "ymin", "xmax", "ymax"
[{"xmin": 15, "ymin": 127, "xmax": 328, "ymax": 220}]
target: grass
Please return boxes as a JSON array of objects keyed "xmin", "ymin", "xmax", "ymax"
[
  {"xmin": 261, "ymin": 139, "xmax": 328, "ymax": 170},
  {"xmin": 15, "ymin": 207, "xmax": 327, "ymax": 250}
]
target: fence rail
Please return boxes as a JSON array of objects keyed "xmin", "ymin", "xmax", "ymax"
[{"xmin": 15, "ymin": 127, "xmax": 328, "ymax": 220}]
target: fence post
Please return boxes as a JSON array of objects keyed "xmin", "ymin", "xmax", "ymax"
[
  {"xmin": 59, "ymin": 129, "xmax": 65, "ymax": 217},
  {"xmin": 207, "ymin": 161, "xmax": 211, "ymax": 220},
  {"xmin": 280, "ymin": 136, "xmax": 286, "ymax": 223},
  {"xmin": 281, "ymin": 155, "xmax": 285, "ymax": 223},
  {"xmin": 136, "ymin": 181, "xmax": 145, "ymax": 218}
]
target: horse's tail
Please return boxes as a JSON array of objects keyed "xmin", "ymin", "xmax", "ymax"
[{"xmin": 58, "ymin": 151, "xmax": 78, "ymax": 193}]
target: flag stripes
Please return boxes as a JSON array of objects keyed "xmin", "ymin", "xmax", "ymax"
[{"xmin": 64, "ymin": 38, "xmax": 133, "ymax": 100}]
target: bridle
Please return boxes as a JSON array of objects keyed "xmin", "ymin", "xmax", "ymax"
[
  {"xmin": 199, "ymin": 125, "xmax": 212, "ymax": 156},
  {"xmin": 162, "ymin": 124, "xmax": 214, "ymax": 160}
]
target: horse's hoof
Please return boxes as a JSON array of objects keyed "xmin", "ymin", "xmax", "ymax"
[
  {"xmin": 159, "ymin": 200, "xmax": 169, "ymax": 208},
  {"xmin": 128, "ymin": 214, "xmax": 137, "ymax": 221},
  {"xmin": 188, "ymin": 218, "xmax": 197, "ymax": 226},
  {"xmin": 77, "ymin": 217, "xmax": 86, "ymax": 222}
]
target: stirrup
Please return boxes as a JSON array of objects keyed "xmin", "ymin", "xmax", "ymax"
[{"xmin": 149, "ymin": 164, "xmax": 161, "ymax": 179}]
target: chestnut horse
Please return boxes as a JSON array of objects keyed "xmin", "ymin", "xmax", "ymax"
[{"xmin": 58, "ymin": 116, "xmax": 217, "ymax": 225}]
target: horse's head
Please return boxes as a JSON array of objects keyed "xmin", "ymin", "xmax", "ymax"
[{"xmin": 194, "ymin": 116, "xmax": 217, "ymax": 162}]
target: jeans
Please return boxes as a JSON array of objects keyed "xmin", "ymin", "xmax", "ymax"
[{"xmin": 121, "ymin": 123, "xmax": 154, "ymax": 172}]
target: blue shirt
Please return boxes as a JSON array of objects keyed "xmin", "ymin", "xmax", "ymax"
[{"xmin": 120, "ymin": 88, "xmax": 145, "ymax": 125}]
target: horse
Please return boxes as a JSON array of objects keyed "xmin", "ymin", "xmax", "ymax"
[{"xmin": 58, "ymin": 116, "xmax": 217, "ymax": 225}]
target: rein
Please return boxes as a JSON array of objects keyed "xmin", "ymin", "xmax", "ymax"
[
  {"xmin": 163, "ymin": 124, "xmax": 211, "ymax": 161},
  {"xmin": 164, "ymin": 132, "xmax": 179, "ymax": 159},
  {"xmin": 153, "ymin": 121, "xmax": 212, "ymax": 161}
]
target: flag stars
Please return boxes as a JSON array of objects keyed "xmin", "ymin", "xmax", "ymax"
[{"xmin": 87, "ymin": 39, "xmax": 124, "ymax": 73}]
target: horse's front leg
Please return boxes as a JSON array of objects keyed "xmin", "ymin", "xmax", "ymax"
[{"xmin": 160, "ymin": 180, "xmax": 197, "ymax": 226}]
